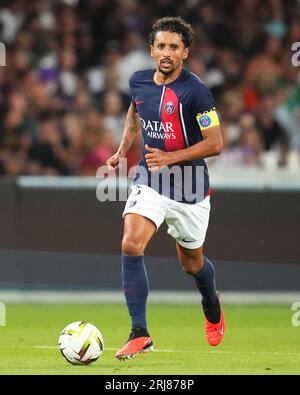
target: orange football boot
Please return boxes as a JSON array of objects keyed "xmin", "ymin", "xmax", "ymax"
[
  {"xmin": 116, "ymin": 328, "xmax": 153, "ymax": 360},
  {"xmin": 205, "ymin": 294, "xmax": 225, "ymax": 346}
]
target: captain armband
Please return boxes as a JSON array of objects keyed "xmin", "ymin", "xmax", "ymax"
[{"xmin": 196, "ymin": 108, "xmax": 220, "ymax": 131}]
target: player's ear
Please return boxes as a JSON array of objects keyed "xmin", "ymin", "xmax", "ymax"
[
  {"xmin": 182, "ymin": 47, "xmax": 189, "ymax": 60},
  {"xmin": 150, "ymin": 45, "xmax": 155, "ymax": 57}
]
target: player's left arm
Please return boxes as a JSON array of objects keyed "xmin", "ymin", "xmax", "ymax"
[{"xmin": 145, "ymin": 125, "xmax": 223, "ymax": 168}]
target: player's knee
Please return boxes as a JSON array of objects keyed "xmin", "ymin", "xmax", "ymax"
[
  {"xmin": 121, "ymin": 237, "xmax": 144, "ymax": 256},
  {"xmin": 181, "ymin": 258, "xmax": 204, "ymax": 275},
  {"xmin": 182, "ymin": 264, "xmax": 199, "ymax": 275}
]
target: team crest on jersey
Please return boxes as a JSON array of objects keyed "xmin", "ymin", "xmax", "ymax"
[{"xmin": 164, "ymin": 101, "xmax": 175, "ymax": 114}]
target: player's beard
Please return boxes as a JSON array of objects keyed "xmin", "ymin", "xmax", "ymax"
[
  {"xmin": 159, "ymin": 66, "xmax": 174, "ymax": 75},
  {"xmin": 158, "ymin": 61, "xmax": 176, "ymax": 76}
]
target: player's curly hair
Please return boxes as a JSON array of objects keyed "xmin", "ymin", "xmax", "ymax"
[{"xmin": 149, "ymin": 16, "xmax": 195, "ymax": 48}]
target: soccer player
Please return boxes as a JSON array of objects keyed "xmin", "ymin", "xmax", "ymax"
[{"xmin": 106, "ymin": 16, "xmax": 225, "ymax": 360}]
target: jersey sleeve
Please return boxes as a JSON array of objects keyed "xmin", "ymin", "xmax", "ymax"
[
  {"xmin": 191, "ymin": 82, "xmax": 220, "ymax": 132},
  {"xmin": 129, "ymin": 73, "xmax": 137, "ymax": 109}
]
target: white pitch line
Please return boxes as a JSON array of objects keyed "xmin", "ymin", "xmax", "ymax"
[{"xmin": 30, "ymin": 345, "xmax": 300, "ymax": 356}]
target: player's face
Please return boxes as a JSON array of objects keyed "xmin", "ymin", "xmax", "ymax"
[{"xmin": 150, "ymin": 31, "xmax": 189, "ymax": 76}]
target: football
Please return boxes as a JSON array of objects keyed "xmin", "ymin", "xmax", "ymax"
[{"xmin": 58, "ymin": 321, "xmax": 104, "ymax": 365}]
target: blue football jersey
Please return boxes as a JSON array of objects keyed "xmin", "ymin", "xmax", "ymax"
[{"xmin": 129, "ymin": 68, "xmax": 218, "ymax": 203}]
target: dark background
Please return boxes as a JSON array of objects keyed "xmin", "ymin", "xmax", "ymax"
[{"xmin": 0, "ymin": 179, "xmax": 299, "ymax": 291}]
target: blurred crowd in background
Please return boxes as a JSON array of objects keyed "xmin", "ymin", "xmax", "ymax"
[{"xmin": 0, "ymin": 0, "xmax": 300, "ymax": 176}]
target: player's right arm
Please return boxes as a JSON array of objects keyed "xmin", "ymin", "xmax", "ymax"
[{"xmin": 106, "ymin": 103, "xmax": 141, "ymax": 170}]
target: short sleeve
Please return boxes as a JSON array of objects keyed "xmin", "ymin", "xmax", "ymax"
[
  {"xmin": 129, "ymin": 73, "xmax": 137, "ymax": 109},
  {"xmin": 191, "ymin": 81, "xmax": 220, "ymax": 132},
  {"xmin": 191, "ymin": 82, "xmax": 216, "ymax": 116}
]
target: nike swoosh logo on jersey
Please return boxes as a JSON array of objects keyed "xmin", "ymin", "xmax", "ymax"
[{"xmin": 181, "ymin": 238, "xmax": 194, "ymax": 243}]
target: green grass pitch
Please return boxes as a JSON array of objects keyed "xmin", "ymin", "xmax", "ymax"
[{"xmin": 0, "ymin": 303, "xmax": 299, "ymax": 375}]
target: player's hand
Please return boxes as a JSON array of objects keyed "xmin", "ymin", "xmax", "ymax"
[
  {"xmin": 145, "ymin": 144, "xmax": 172, "ymax": 171},
  {"xmin": 106, "ymin": 151, "xmax": 124, "ymax": 171}
]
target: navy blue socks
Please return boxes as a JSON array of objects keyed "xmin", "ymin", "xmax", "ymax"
[
  {"xmin": 122, "ymin": 255, "xmax": 148, "ymax": 330},
  {"xmin": 193, "ymin": 256, "xmax": 220, "ymax": 323},
  {"xmin": 121, "ymin": 254, "xmax": 219, "ymax": 328}
]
